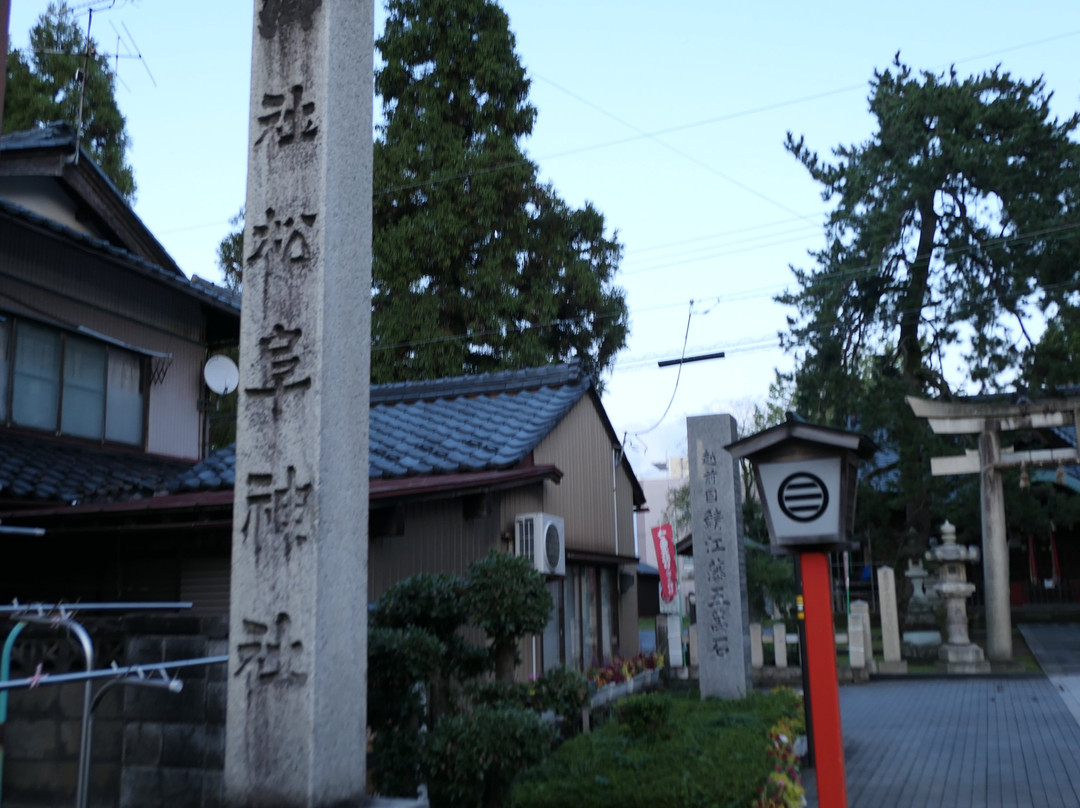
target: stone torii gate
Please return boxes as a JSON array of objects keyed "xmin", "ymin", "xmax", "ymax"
[{"xmin": 907, "ymin": 395, "xmax": 1080, "ymax": 663}]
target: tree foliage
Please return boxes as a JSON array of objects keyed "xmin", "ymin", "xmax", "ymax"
[
  {"xmin": 780, "ymin": 57, "xmax": 1080, "ymax": 550},
  {"xmin": 4, "ymin": 2, "xmax": 136, "ymax": 199},
  {"xmin": 217, "ymin": 207, "xmax": 245, "ymax": 293},
  {"xmin": 371, "ymin": 0, "xmax": 628, "ymax": 383},
  {"xmin": 367, "ymin": 555, "xmax": 562, "ymax": 801}
]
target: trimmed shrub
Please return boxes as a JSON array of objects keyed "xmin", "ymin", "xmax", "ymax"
[
  {"xmin": 466, "ymin": 551, "xmax": 553, "ymax": 681},
  {"xmin": 616, "ymin": 693, "xmax": 672, "ymax": 739},
  {"xmin": 425, "ymin": 705, "xmax": 554, "ymax": 808}
]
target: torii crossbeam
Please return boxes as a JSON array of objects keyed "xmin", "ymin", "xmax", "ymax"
[{"xmin": 908, "ymin": 395, "xmax": 1080, "ymax": 662}]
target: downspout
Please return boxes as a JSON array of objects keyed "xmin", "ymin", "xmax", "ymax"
[
  {"xmin": 612, "ymin": 447, "xmax": 619, "ymax": 555},
  {"xmin": 613, "ymin": 432, "xmax": 629, "ymax": 557}
]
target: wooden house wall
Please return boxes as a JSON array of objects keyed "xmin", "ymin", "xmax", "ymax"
[
  {"xmin": 532, "ymin": 396, "xmax": 637, "ymax": 558},
  {"xmin": 368, "ymin": 497, "xmax": 502, "ymax": 602},
  {"xmin": 0, "ymin": 177, "xmax": 102, "ymax": 237},
  {"xmin": 1, "ymin": 226, "xmax": 208, "ymax": 459}
]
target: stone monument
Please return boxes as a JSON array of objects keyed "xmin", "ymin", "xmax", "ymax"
[
  {"xmin": 902, "ymin": 558, "xmax": 941, "ymax": 662},
  {"xmin": 876, "ymin": 566, "xmax": 907, "ymax": 674},
  {"xmin": 225, "ymin": 2, "xmax": 373, "ymax": 805},
  {"xmin": 687, "ymin": 414, "xmax": 751, "ymax": 699},
  {"xmin": 849, "ymin": 600, "xmax": 874, "ymax": 673},
  {"xmin": 928, "ymin": 520, "xmax": 990, "ymax": 674}
]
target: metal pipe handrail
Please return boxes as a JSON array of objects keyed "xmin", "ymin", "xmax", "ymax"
[
  {"xmin": 1, "ymin": 602, "xmax": 193, "ymax": 614},
  {"xmin": 18, "ymin": 616, "xmax": 94, "ymax": 808},
  {"xmin": 0, "ymin": 655, "xmax": 229, "ymax": 692}
]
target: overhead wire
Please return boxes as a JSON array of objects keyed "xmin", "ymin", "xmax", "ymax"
[
  {"xmin": 628, "ymin": 302, "xmax": 695, "ymax": 437},
  {"xmin": 367, "ymin": 220, "xmax": 1080, "ymax": 373}
]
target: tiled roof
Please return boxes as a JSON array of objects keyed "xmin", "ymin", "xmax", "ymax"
[
  {"xmin": 369, "ymin": 365, "xmax": 589, "ymax": 478},
  {"xmin": 0, "ymin": 199, "xmax": 241, "ymax": 317},
  {"xmin": 1, "ymin": 363, "xmax": 593, "ymax": 505},
  {"xmin": 173, "ymin": 362, "xmax": 592, "ymax": 492},
  {"xmin": 0, "ymin": 431, "xmax": 191, "ymax": 505},
  {"xmin": 0, "ymin": 122, "xmax": 79, "ymax": 152}
]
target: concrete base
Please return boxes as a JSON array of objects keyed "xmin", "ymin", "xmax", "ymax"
[
  {"xmin": 368, "ymin": 790, "xmax": 429, "ymax": 808},
  {"xmin": 876, "ymin": 660, "xmax": 909, "ymax": 674},
  {"xmin": 903, "ymin": 630, "xmax": 942, "ymax": 662},
  {"xmin": 937, "ymin": 642, "xmax": 991, "ymax": 674}
]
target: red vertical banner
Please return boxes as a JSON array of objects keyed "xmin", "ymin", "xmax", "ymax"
[{"xmin": 651, "ymin": 523, "xmax": 678, "ymax": 603}]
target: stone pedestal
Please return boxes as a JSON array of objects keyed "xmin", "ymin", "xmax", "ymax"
[
  {"xmin": 665, "ymin": 613, "xmax": 684, "ymax": 668},
  {"xmin": 851, "ymin": 600, "xmax": 875, "ymax": 673},
  {"xmin": 750, "ymin": 623, "xmax": 764, "ymax": 669},
  {"xmin": 847, "ymin": 612, "xmax": 866, "ymax": 669},
  {"xmin": 929, "ymin": 521, "xmax": 990, "ymax": 674},
  {"xmin": 773, "ymin": 622, "xmax": 788, "ymax": 669},
  {"xmin": 876, "ymin": 566, "xmax": 907, "ymax": 674}
]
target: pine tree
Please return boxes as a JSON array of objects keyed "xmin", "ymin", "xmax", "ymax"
[
  {"xmin": 372, "ymin": 0, "xmax": 627, "ymax": 383},
  {"xmin": 780, "ymin": 56, "xmax": 1080, "ymax": 552},
  {"xmin": 3, "ymin": 2, "xmax": 136, "ymax": 200}
]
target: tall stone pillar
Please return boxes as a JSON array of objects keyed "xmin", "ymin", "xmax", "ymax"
[
  {"xmin": 687, "ymin": 414, "xmax": 751, "ymax": 699},
  {"xmin": 979, "ymin": 427, "xmax": 1012, "ymax": 661},
  {"xmin": 225, "ymin": 2, "xmax": 373, "ymax": 805}
]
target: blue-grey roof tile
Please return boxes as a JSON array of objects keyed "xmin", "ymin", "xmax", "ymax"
[
  {"xmin": 1, "ymin": 362, "xmax": 594, "ymax": 504},
  {"xmin": 0, "ymin": 431, "xmax": 190, "ymax": 504}
]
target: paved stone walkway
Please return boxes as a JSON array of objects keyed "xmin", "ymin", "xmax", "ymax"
[{"xmin": 802, "ymin": 624, "xmax": 1080, "ymax": 807}]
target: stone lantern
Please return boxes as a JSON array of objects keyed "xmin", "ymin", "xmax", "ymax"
[{"xmin": 926, "ymin": 520, "xmax": 990, "ymax": 674}]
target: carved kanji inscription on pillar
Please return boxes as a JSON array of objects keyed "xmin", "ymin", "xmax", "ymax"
[
  {"xmin": 255, "ymin": 85, "xmax": 318, "ymax": 146},
  {"xmin": 243, "ymin": 466, "xmax": 313, "ymax": 559},
  {"xmin": 248, "ymin": 208, "xmax": 318, "ymax": 266},
  {"xmin": 258, "ymin": 0, "xmax": 323, "ymax": 39},
  {"xmin": 235, "ymin": 613, "xmax": 308, "ymax": 686},
  {"xmin": 246, "ymin": 324, "xmax": 312, "ymax": 416}
]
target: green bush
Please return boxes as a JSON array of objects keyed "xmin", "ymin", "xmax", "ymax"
[
  {"xmin": 367, "ymin": 626, "xmax": 443, "ymax": 796},
  {"xmin": 466, "ymin": 551, "xmax": 553, "ymax": 681},
  {"xmin": 425, "ymin": 705, "xmax": 554, "ymax": 808},
  {"xmin": 532, "ymin": 667, "xmax": 591, "ymax": 728},
  {"xmin": 373, "ymin": 572, "xmax": 469, "ymax": 641},
  {"xmin": 616, "ymin": 693, "xmax": 672, "ymax": 740},
  {"xmin": 368, "ymin": 557, "xmax": 561, "ymax": 803},
  {"xmin": 511, "ymin": 690, "xmax": 802, "ymax": 808},
  {"xmin": 466, "ymin": 678, "xmax": 534, "ymax": 709}
]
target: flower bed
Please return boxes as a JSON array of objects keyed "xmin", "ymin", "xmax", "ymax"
[{"xmin": 586, "ymin": 652, "xmax": 664, "ymax": 709}]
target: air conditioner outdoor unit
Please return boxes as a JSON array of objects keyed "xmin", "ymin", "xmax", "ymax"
[{"xmin": 514, "ymin": 512, "xmax": 565, "ymax": 577}]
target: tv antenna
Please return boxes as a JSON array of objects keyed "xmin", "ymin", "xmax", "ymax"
[{"xmin": 45, "ymin": 1, "xmax": 156, "ymax": 164}]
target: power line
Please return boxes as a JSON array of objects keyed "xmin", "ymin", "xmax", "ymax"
[{"xmin": 533, "ymin": 73, "xmax": 815, "ymax": 224}]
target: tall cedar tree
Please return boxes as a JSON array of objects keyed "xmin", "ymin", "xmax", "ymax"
[
  {"xmin": 780, "ymin": 57, "xmax": 1080, "ymax": 553},
  {"xmin": 372, "ymin": 0, "xmax": 628, "ymax": 383},
  {"xmin": 3, "ymin": 2, "xmax": 136, "ymax": 200}
]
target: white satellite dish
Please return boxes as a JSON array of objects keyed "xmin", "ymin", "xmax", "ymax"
[{"xmin": 203, "ymin": 354, "xmax": 240, "ymax": 395}]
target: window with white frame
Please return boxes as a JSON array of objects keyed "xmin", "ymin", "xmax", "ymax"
[{"xmin": 0, "ymin": 314, "xmax": 146, "ymax": 446}]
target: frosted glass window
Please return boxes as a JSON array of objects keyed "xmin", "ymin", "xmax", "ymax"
[
  {"xmin": 564, "ymin": 569, "xmax": 580, "ymax": 670},
  {"xmin": 542, "ymin": 580, "xmax": 561, "ymax": 672},
  {"xmin": 13, "ymin": 322, "xmax": 60, "ymax": 431},
  {"xmin": 3, "ymin": 316, "xmax": 146, "ymax": 446},
  {"xmin": 600, "ymin": 568, "xmax": 614, "ymax": 664},
  {"xmin": 61, "ymin": 337, "xmax": 107, "ymax": 439},
  {"xmin": 583, "ymin": 568, "xmax": 598, "ymax": 667},
  {"xmin": 105, "ymin": 351, "xmax": 144, "ymax": 445}
]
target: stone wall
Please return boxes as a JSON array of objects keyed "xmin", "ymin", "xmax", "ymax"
[{"xmin": 2, "ymin": 615, "xmax": 228, "ymax": 808}]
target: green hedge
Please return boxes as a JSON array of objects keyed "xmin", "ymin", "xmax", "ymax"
[{"xmin": 511, "ymin": 690, "xmax": 802, "ymax": 808}]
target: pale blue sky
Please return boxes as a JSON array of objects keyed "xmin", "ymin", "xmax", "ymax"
[{"xmin": 7, "ymin": 1, "xmax": 1080, "ymax": 476}]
